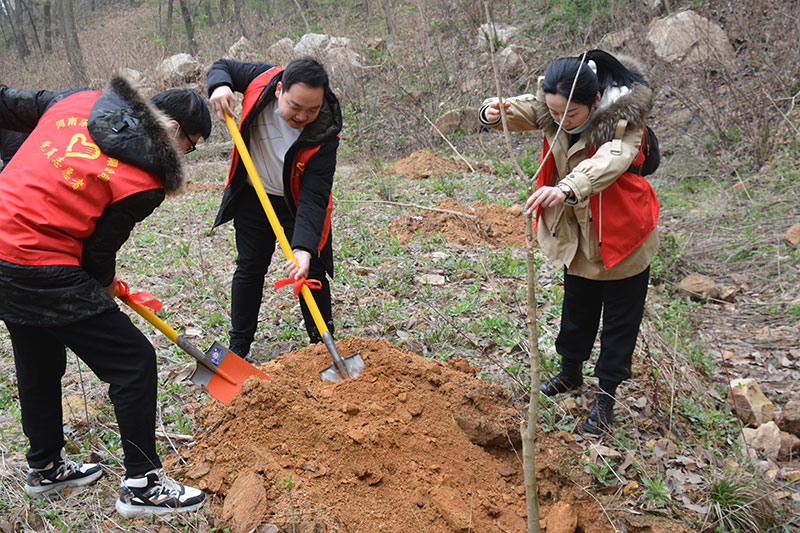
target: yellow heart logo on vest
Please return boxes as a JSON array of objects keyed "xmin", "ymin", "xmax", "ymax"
[{"xmin": 65, "ymin": 133, "xmax": 101, "ymax": 159}]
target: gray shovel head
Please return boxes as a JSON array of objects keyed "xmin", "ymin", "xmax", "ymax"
[{"xmin": 321, "ymin": 352, "xmax": 365, "ymax": 382}]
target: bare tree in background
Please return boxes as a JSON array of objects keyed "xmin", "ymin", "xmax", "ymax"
[
  {"xmin": 43, "ymin": 0, "xmax": 52, "ymax": 52},
  {"xmin": 57, "ymin": 0, "xmax": 88, "ymax": 85},
  {"xmin": 204, "ymin": 0, "xmax": 214, "ymax": 26},
  {"xmin": 22, "ymin": 0, "xmax": 42, "ymax": 53},
  {"xmin": 381, "ymin": 0, "xmax": 394, "ymax": 37},
  {"xmin": 232, "ymin": 0, "xmax": 246, "ymax": 38},
  {"xmin": 4, "ymin": 0, "xmax": 31, "ymax": 58},
  {"xmin": 165, "ymin": 0, "xmax": 174, "ymax": 45},
  {"xmin": 177, "ymin": 0, "xmax": 196, "ymax": 55}
]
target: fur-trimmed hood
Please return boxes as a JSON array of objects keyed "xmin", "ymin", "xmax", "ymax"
[
  {"xmin": 88, "ymin": 77, "xmax": 183, "ymax": 192},
  {"xmin": 533, "ymin": 57, "xmax": 653, "ymax": 148}
]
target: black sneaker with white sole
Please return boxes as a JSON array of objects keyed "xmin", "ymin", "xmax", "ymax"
[
  {"xmin": 115, "ymin": 468, "xmax": 205, "ymax": 518},
  {"xmin": 25, "ymin": 449, "xmax": 103, "ymax": 498}
]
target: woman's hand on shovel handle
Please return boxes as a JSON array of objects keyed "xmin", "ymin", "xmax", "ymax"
[{"xmin": 286, "ymin": 250, "xmax": 311, "ymax": 280}]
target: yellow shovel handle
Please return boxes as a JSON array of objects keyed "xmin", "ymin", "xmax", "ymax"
[
  {"xmin": 223, "ymin": 113, "xmax": 330, "ymax": 338},
  {"xmin": 115, "ymin": 285, "xmax": 179, "ymax": 343}
]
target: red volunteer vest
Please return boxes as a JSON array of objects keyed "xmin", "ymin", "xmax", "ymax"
[
  {"xmin": 227, "ymin": 67, "xmax": 332, "ymax": 252},
  {"xmin": 0, "ymin": 91, "xmax": 163, "ymax": 266},
  {"xmin": 537, "ymin": 132, "xmax": 659, "ymax": 269}
]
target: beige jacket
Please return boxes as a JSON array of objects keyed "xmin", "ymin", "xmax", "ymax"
[{"xmin": 480, "ymin": 79, "xmax": 658, "ymax": 280}]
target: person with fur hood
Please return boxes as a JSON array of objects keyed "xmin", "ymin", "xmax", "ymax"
[
  {"xmin": 479, "ymin": 49, "xmax": 659, "ymax": 435},
  {"xmin": 0, "ymin": 78, "xmax": 212, "ymax": 516}
]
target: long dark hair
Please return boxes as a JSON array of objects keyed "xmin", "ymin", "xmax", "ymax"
[{"xmin": 541, "ymin": 49, "xmax": 648, "ymax": 106}]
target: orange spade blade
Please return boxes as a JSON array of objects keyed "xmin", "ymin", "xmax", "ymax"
[{"xmin": 190, "ymin": 341, "xmax": 269, "ymax": 404}]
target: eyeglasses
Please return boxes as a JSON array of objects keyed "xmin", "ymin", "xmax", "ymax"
[{"xmin": 176, "ymin": 121, "xmax": 197, "ymax": 154}]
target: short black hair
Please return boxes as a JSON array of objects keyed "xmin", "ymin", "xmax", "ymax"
[
  {"xmin": 282, "ymin": 57, "xmax": 329, "ymax": 93},
  {"xmin": 150, "ymin": 89, "xmax": 212, "ymax": 139}
]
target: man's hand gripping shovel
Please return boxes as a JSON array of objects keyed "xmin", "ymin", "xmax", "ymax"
[
  {"xmin": 223, "ymin": 113, "xmax": 364, "ymax": 381},
  {"xmin": 115, "ymin": 280, "xmax": 269, "ymax": 404}
]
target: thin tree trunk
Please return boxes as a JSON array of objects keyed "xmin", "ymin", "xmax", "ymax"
[
  {"xmin": 218, "ymin": 0, "xmax": 228, "ymax": 23},
  {"xmin": 166, "ymin": 0, "xmax": 174, "ymax": 45},
  {"xmin": 11, "ymin": 0, "xmax": 30, "ymax": 58},
  {"xmin": 482, "ymin": 4, "xmax": 541, "ymax": 532},
  {"xmin": 43, "ymin": 0, "xmax": 52, "ymax": 52},
  {"xmin": 232, "ymin": 0, "xmax": 246, "ymax": 38},
  {"xmin": 177, "ymin": 0, "xmax": 196, "ymax": 55},
  {"xmin": 204, "ymin": 0, "xmax": 214, "ymax": 26},
  {"xmin": 57, "ymin": 0, "xmax": 89, "ymax": 85},
  {"xmin": 291, "ymin": 0, "xmax": 310, "ymax": 34},
  {"xmin": 380, "ymin": 0, "xmax": 394, "ymax": 36},
  {"xmin": 22, "ymin": 0, "xmax": 43, "ymax": 53}
]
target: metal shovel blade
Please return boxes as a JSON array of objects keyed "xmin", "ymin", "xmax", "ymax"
[
  {"xmin": 189, "ymin": 341, "xmax": 270, "ymax": 404},
  {"xmin": 321, "ymin": 352, "xmax": 365, "ymax": 382},
  {"xmin": 319, "ymin": 331, "xmax": 364, "ymax": 381}
]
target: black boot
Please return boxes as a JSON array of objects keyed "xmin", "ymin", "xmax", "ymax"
[
  {"xmin": 582, "ymin": 393, "xmax": 615, "ymax": 435},
  {"xmin": 540, "ymin": 373, "xmax": 583, "ymax": 396}
]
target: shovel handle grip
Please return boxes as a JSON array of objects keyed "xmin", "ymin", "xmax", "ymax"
[
  {"xmin": 115, "ymin": 285, "xmax": 179, "ymax": 343},
  {"xmin": 224, "ymin": 113, "xmax": 331, "ymax": 338}
]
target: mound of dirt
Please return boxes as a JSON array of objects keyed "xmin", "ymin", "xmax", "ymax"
[
  {"xmin": 384, "ymin": 149, "xmax": 491, "ymax": 179},
  {"xmin": 389, "ymin": 198, "xmax": 527, "ymax": 248},
  {"xmin": 166, "ymin": 337, "xmax": 620, "ymax": 532}
]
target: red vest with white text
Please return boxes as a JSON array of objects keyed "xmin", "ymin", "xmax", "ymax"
[{"xmin": 0, "ymin": 91, "xmax": 163, "ymax": 266}]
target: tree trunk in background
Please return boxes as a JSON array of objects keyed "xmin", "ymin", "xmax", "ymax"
[
  {"xmin": 177, "ymin": 0, "xmax": 196, "ymax": 55},
  {"xmin": 205, "ymin": 0, "xmax": 214, "ymax": 26},
  {"xmin": 380, "ymin": 0, "xmax": 394, "ymax": 37},
  {"xmin": 10, "ymin": 0, "xmax": 30, "ymax": 58},
  {"xmin": 166, "ymin": 0, "xmax": 174, "ymax": 45},
  {"xmin": 218, "ymin": 0, "xmax": 228, "ymax": 23},
  {"xmin": 57, "ymin": 0, "xmax": 89, "ymax": 85},
  {"xmin": 43, "ymin": 0, "xmax": 52, "ymax": 52},
  {"xmin": 22, "ymin": 0, "xmax": 43, "ymax": 53},
  {"xmin": 232, "ymin": 0, "xmax": 246, "ymax": 38}
]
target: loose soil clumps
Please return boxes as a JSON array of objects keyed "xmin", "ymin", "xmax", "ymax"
[
  {"xmin": 167, "ymin": 337, "xmax": 620, "ymax": 532},
  {"xmin": 390, "ymin": 198, "xmax": 527, "ymax": 248},
  {"xmin": 384, "ymin": 149, "xmax": 491, "ymax": 179}
]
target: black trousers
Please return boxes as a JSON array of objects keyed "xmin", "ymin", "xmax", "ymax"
[
  {"xmin": 555, "ymin": 267, "xmax": 650, "ymax": 383},
  {"xmin": 5, "ymin": 307, "xmax": 160, "ymax": 476},
  {"xmin": 230, "ymin": 186, "xmax": 332, "ymax": 355}
]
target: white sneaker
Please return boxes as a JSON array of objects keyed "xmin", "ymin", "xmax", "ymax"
[
  {"xmin": 24, "ymin": 449, "xmax": 103, "ymax": 498},
  {"xmin": 115, "ymin": 468, "xmax": 205, "ymax": 518}
]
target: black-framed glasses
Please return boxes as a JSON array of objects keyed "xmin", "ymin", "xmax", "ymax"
[{"xmin": 176, "ymin": 121, "xmax": 197, "ymax": 154}]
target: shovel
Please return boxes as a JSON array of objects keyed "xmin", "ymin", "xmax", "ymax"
[
  {"xmin": 224, "ymin": 113, "xmax": 364, "ymax": 381},
  {"xmin": 116, "ymin": 281, "xmax": 269, "ymax": 404}
]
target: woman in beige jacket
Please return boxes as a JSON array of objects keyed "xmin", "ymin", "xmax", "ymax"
[{"xmin": 480, "ymin": 50, "xmax": 659, "ymax": 434}]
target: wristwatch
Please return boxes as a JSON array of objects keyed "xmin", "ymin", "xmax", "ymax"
[{"xmin": 556, "ymin": 183, "xmax": 573, "ymax": 200}]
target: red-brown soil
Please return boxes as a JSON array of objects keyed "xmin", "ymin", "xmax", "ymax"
[
  {"xmin": 389, "ymin": 198, "xmax": 527, "ymax": 248},
  {"xmin": 384, "ymin": 149, "xmax": 492, "ymax": 179},
  {"xmin": 165, "ymin": 337, "xmax": 634, "ymax": 532}
]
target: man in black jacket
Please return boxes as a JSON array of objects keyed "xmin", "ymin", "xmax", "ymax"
[
  {"xmin": 207, "ymin": 56, "xmax": 342, "ymax": 359},
  {"xmin": 0, "ymin": 78, "xmax": 211, "ymax": 517},
  {"xmin": 0, "ymin": 129, "xmax": 28, "ymax": 172}
]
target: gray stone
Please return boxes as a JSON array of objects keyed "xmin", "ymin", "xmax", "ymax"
[
  {"xmin": 647, "ymin": 10, "xmax": 735, "ymax": 68},
  {"xmin": 741, "ymin": 421, "xmax": 782, "ymax": 460},
  {"xmin": 778, "ymin": 399, "xmax": 800, "ymax": 437},
  {"xmin": 729, "ymin": 378, "xmax": 775, "ymax": 426},
  {"xmin": 263, "ymin": 38, "xmax": 293, "ymax": 66},
  {"xmin": 156, "ymin": 53, "xmax": 201, "ymax": 83}
]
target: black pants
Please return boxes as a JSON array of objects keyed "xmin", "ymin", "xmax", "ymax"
[
  {"xmin": 555, "ymin": 267, "xmax": 650, "ymax": 383},
  {"xmin": 230, "ymin": 186, "xmax": 332, "ymax": 355},
  {"xmin": 5, "ymin": 307, "xmax": 160, "ymax": 476}
]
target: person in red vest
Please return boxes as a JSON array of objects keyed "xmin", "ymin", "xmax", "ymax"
[
  {"xmin": 207, "ymin": 56, "xmax": 342, "ymax": 359},
  {"xmin": 479, "ymin": 50, "xmax": 659, "ymax": 435},
  {"xmin": 0, "ymin": 78, "xmax": 212, "ymax": 517}
]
